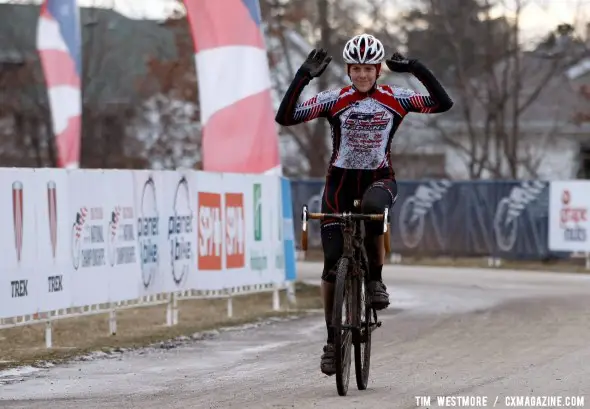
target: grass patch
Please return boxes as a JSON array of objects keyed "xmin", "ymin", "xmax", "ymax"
[
  {"xmin": 300, "ymin": 249, "xmax": 590, "ymax": 273},
  {"xmin": 0, "ymin": 282, "xmax": 322, "ymax": 371},
  {"xmin": 391, "ymin": 256, "xmax": 590, "ymax": 273}
]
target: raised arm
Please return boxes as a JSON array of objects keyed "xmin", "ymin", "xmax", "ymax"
[
  {"xmin": 275, "ymin": 73, "xmax": 339, "ymax": 126},
  {"xmin": 275, "ymin": 48, "xmax": 334, "ymax": 126},
  {"xmin": 386, "ymin": 53, "xmax": 453, "ymax": 114}
]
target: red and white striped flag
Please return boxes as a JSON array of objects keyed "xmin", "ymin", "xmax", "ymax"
[
  {"xmin": 37, "ymin": 0, "xmax": 82, "ymax": 169},
  {"xmin": 184, "ymin": 0, "xmax": 281, "ymax": 174}
]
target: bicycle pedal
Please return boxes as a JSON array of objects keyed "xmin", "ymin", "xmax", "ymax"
[{"xmin": 376, "ymin": 321, "xmax": 382, "ymax": 327}]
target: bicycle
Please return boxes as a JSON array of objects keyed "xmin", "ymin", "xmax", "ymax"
[{"xmin": 300, "ymin": 199, "xmax": 390, "ymax": 396}]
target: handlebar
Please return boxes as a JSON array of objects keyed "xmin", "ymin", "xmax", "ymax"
[
  {"xmin": 300, "ymin": 205, "xmax": 390, "ymax": 253},
  {"xmin": 304, "ymin": 212, "xmax": 386, "ymax": 221}
]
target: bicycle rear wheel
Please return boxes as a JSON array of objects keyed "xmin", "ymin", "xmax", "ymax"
[{"xmin": 333, "ymin": 257, "xmax": 353, "ymax": 396}]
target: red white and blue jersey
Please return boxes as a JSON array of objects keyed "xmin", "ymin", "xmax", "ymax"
[{"xmin": 275, "ymin": 64, "xmax": 453, "ymax": 175}]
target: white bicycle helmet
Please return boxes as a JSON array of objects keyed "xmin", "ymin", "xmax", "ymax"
[{"xmin": 342, "ymin": 34, "xmax": 385, "ymax": 65}]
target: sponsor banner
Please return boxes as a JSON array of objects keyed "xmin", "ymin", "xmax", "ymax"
[
  {"xmin": 103, "ymin": 170, "xmax": 140, "ymax": 302},
  {"xmin": 68, "ymin": 170, "xmax": 112, "ymax": 306},
  {"xmin": 272, "ymin": 176, "xmax": 286, "ymax": 279},
  {"xmin": 290, "ymin": 179, "xmax": 560, "ymax": 260},
  {"xmin": 0, "ymin": 169, "xmax": 39, "ymax": 319},
  {"xmin": 281, "ymin": 177, "xmax": 297, "ymax": 281},
  {"xmin": 160, "ymin": 170, "xmax": 196, "ymax": 293},
  {"xmin": 251, "ymin": 173, "xmax": 284, "ymax": 285},
  {"xmin": 195, "ymin": 172, "xmax": 284, "ymax": 290},
  {"xmin": 134, "ymin": 170, "xmax": 166, "ymax": 296},
  {"xmin": 549, "ymin": 181, "xmax": 590, "ymax": 252},
  {"xmin": 290, "ymin": 180, "xmax": 324, "ymax": 249},
  {"xmin": 394, "ymin": 180, "xmax": 453, "ymax": 254},
  {"xmin": 35, "ymin": 169, "xmax": 71, "ymax": 312},
  {"xmin": 491, "ymin": 181, "xmax": 550, "ymax": 259},
  {"xmin": 0, "ymin": 168, "xmax": 297, "ymax": 319},
  {"xmin": 196, "ymin": 171, "xmax": 224, "ymax": 289}
]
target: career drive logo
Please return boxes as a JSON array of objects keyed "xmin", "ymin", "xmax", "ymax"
[{"xmin": 559, "ymin": 189, "xmax": 587, "ymax": 242}]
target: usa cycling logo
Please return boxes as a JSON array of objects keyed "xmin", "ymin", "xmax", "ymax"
[
  {"xmin": 493, "ymin": 181, "xmax": 546, "ymax": 252},
  {"xmin": 71, "ymin": 207, "xmax": 88, "ymax": 270},
  {"xmin": 399, "ymin": 180, "xmax": 452, "ymax": 248},
  {"xmin": 106, "ymin": 206, "xmax": 121, "ymax": 267}
]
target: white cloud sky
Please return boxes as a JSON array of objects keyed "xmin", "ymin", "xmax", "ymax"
[{"xmin": 6, "ymin": 0, "xmax": 590, "ymax": 40}]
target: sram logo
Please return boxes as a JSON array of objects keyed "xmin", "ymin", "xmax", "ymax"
[
  {"xmin": 197, "ymin": 191, "xmax": 246, "ymax": 270},
  {"xmin": 198, "ymin": 192, "xmax": 222, "ymax": 270},
  {"xmin": 225, "ymin": 193, "xmax": 245, "ymax": 269}
]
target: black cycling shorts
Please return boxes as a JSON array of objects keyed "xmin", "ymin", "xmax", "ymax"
[
  {"xmin": 320, "ymin": 166, "xmax": 397, "ymax": 235},
  {"xmin": 319, "ymin": 167, "xmax": 397, "ymax": 282}
]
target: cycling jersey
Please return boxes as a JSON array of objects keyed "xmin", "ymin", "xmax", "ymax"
[{"xmin": 275, "ymin": 62, "xmax": 453, "ymax": 175}]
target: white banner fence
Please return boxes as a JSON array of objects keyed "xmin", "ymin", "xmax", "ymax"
[
  {"xmin": 0, "ymin": 168, "xmax": 297, "ymax": 347},
  {"xmin": 548, "ymin": 180, "xmax": 590, "ymax": 255}
]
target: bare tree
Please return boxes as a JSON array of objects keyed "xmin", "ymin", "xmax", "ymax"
[
  {"xmin": 0, "ymin": 3, "xmax": 56, "ymax": 167},
  {"xmin": 412, "ymin": 0, "xmax": 581, "ymax": 179},
  {"xmin": 79, "ymin": 5, "xmax": 153, "ymax": 169},
  {"xmin": 133, "ymin": 15, "xmax": 201, "ymax": 170}
]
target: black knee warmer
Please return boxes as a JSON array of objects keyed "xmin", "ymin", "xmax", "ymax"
[
  {"xmin": 361, "ymin": 180, "xmax": 397, "ymax": 235},
  {"xmin": 320, "ymin": 223, "xmax": 343, "ymax": 283}
]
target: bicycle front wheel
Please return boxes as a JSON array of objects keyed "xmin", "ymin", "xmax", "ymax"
[
  {"xmin": 354, "ymin": 273, "xmax": 372, "ymax": 390},
  {"xmin": 332, "ymin": 257, "xmax": 353, "ymax": 396}
]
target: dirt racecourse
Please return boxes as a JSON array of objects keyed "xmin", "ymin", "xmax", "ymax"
[{"xmin": 1, "ymin": 262, "xmax": 589, "ymax": 408}]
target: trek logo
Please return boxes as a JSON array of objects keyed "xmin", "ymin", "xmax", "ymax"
[
  {"xmin": 225, "ymin": 193, "xmax": 245, "ymax": 269},
  {"xmin": 12, "ymin": 181, "xmax": 23, "ymax": 263},
  {"xmin": 47, "ymin": 181, "xmax": 58, "ymax": 259},
  {"xmin": 198, "ymin": 192, "xmax": 222, "ymax": 270},
  {"xmin": 343, "ymin": 111, "xmax": 391, "ymax": 131}
]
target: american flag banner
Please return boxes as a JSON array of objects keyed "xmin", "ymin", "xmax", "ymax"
[
  {"xmin": 36, "ymin": 0, "xmax": 82, "ymax": 169},
  {"xmin": 184, "ymin": 0, "xmax": 281, "ymax": 174}
]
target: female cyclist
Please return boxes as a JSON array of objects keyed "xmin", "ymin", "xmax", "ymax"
[{"xmin": 275, "ymin": 33, "xmax": 453, "ymax": 376}]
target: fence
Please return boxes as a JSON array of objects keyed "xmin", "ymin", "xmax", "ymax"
[
  {"xmin": 0, "ymin": 168, "xmax": 297, "ymax": 348},
  {"xmin": 290, "ymin": 178, "xmax": 590, "ymax": 261}
]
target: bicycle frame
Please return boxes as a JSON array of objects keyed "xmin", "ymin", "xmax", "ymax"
[{"xmin": 300, "ymin": 202, "xmax": 389, "ymax": 395}]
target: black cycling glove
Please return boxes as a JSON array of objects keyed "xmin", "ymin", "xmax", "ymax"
[{"xmin": 298, "ymin": 48, "xmax": 332, "ymax": 78}]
